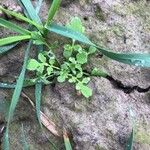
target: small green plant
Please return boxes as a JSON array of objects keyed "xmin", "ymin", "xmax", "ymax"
[
  {"xmin": 0, "ymin": 0, "xmax": 150, "ymax": 149},
  {"xmin": 27, "ymin": 17, "xmax": 97, "ymax": 98}
]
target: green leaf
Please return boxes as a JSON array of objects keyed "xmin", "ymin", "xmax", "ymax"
[
  {"xmin": 47, "ymin": 66, "xmax": 53, "ymax": 75},
  {"xmin": 46, "ymin": 23, "xmax": 150, "ymax": 67},
  {"xmin": 76, "ymin": 83, "xmax": 92, "ymax": 98},
  {"xmin": 38, "ymin": 53, "xmax": 46, "ymax": 63},
  {"xmin": 57, "ymin": 75, "xmax": 66, "ymax": 83},
  {"xmin": 76, "ymin": 72, "xmax": 83, "ymax": 78},
  {"xmin": 46, "ymin": 23, "xmax": 94, "ymax": 46},
  {"xmin": 126, "ymin": 129, "xmax": 134, "ymax": 150},
  {"xmin": 27, "ymin": 59, "xmax": 40, "ymax": 70},
  {"xmin": 63, "ymin": 49, "xmax": 72, "ymax": 59},
  {"xmin": 0, "ymin": 18, "xmax": 31, "ymax": 35},
  {"xmin": 6, "ymin": 40, "xmax": 32, "ymax": 133},
  {"xmin": 82, "ymin": 77, "xmax": 90, "ymax": 84},
  {"xmin": 31, "ymin": 31, "xmax": 45, "ymax": 45},
  {"xmin": 88, "ymin": 46, "xmax": 97, "ymax": 54},
  {"xmin": 21, "ymin": 124, "xmax": 29, "ymax": 150},
  {"xmin": 49, "ymin": 58, "xmax": 55, "ymax": 65},
  {"xmin": 35, "ymin": 0, "xmax": 43, "ymax": 15},
  {"xmin": 37, "ymin": 65, "xmax": 44, "ymax": 74},
  {"xmin": 98, "ymin": 46, "xmax": 150, "ymax": 68},
  {"xmin": 35, "ymin": 82, "xmax": 42, "ymax": 126},
  {"xmin": 68, "ymin": 77, "xmax": 76, "ymax": 83},
  {"xmin": 66, "ymin": 17, "xmax": 85, "ymax": 33},
  {"xmin": 0, "ymin": 6, "xmax": 43, "ymax": 31},
  {"xmin": 74, "ymin": 45, "xmax": 82, "ymax": 53},
  {"xmin": 80, "ymin": 85, "xmax": 92, "ymax": 98},
  {"xmin": 0, "ymin": 42, "xmax": 19, "ymax": 55},
  {"xmin": 45, "ymin": 0, "xmax": 61, "ymax": 26},
  {"xmin": 91, "ymin": 67, "xmax": 108, "ymax": 78},
  {"xmin": 0, "ymin": 35, "xmax": 31, "ymax": 47},
  {"xmin": 3, "ymin": 129, "xmax": 9, "ymax": 150},
  {"xmin": 20, "ymin": 0, "xmax": 42, "ymax": 24},
  {"xmin": 69, "ymin": 57, "xmax": 76, "ymax": 64},
  {"xmin": 63, "ymin": 129, "xmax": 73, "ymax": 150},
  {"xmin": 76, "ymin": 52, "xmax": 88, "ymax": 64}
]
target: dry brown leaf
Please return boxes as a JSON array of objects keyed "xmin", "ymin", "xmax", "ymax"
[{"xmin": 21, "ymin": 92, "xmax": 60, "ymax": 137}]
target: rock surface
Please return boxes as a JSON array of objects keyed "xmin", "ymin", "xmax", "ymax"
[{"xmin": 0, "ymin": 0, "xmax": 150, "ymax": 150}]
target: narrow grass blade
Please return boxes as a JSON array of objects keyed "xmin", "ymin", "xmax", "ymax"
[
  {"xmin": 0, "ymin": 82, "xmax": 16, "ymax": 89},
  {"xmin": 0, "ymin": 18, "xmax": 31, "ymax": 35},
  {"xmin": 0, "ymin": 35, "xmax": 31, "ymax": 46},
  {"xmin": 35, "ymin": 82, "xmax": 42, "ymax": 126},
  {"xmin": 63, "ymin": 129, "xmax": 72, "ymax": 150},
  {"xmin": 2, "ymin": 128, "xmax": 9, "ymax": 150},
  {"xmin": 21, "ymin": 124, "xmax": 29, "ymax": 150},
  {"xmin": 0, "ymin": 6, "xmax": 43, "ymax": 31},
  {"xmin": 0, "ymin": 79, "xmax": 36, "ymax": 89},
  {"xmin": 20, "ymin": 0, "xmax": 42, "ymax": 24},
  {"xmin": 46, "ymin": 23, "xmax": 94, "ymax": 46},
  {"xmin": 0, "ymin": 42, "xmax": 19, "ymax": 55},
  {"xmin": 46, "ymin": 23, "xmax": 150, "ymax": 67},
  {"xmin": 7, "ymin": 41, "xmax": 32, "ymax": 125},
  {"xmin": 45, "ymin": 0, "xmax": 61, "ymax": 26},
  {"xmin": 126, "ymin": 129, "xmax": 134, "ymax": 150},
  {"xmin": 35, "ymin": 0, "xmax": 43, "ymax": 15},
  {"xmin": 97, "ymin": 47, "xmax": 150, "ymax": 67}
]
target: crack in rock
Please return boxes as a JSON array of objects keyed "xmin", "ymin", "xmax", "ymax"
[{"xmin": 106, "ymin": 75, "xmax": 150, "ymax": 94}]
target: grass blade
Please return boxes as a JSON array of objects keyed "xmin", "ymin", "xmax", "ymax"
[
  {"xmin": 35, "ymin": 0, "xmax": 43, "ymax": 15},
  {"xmin": 46, "ymin": 23, "xmax": 94, "ymax": 46},
  {"xmin": 0, "ymin": 6, "xmax": 43, "ymax": 31},
  {"xmin": 63, "ymin": 129, "xmax": 72, "ymax": 150},
  {"xmin": 98, "ymin": 47, "xmax": 150, "ymax": 67},
  {"xmin": 7, "ymin": 40, "xmax": 32, "ymax": 125},
  {"xmin": 3, "ymin": 41, "xmax": 32, "ymax": 150},
  {"xmin": 35, "ymin": 45, "xmax": 43, "ymax": 126},
  {"xmin": 46, "ymin": 23, "xmax": 150, "ymax": 67},
  {"xmin": 2, "ymin": 129, "xmax": 9, "ymax": 150},
  {"xmin": 21, "ymin": 124, "xmax": 29, "ymax": 150},
  {"xmin": 35, "ymin": 82, "xmax": 42, "ymax": 126},
  {"xmin": 0, "ymin": 35, "xmax": 31, "ymax": 46},
  {"xmin": 126, "ymin": 129, "xmax": 134, "ymax": 150},
  {"xmin": 45, "ymin": 0, "xmax": 61, "ymax": 26},
  {"xmin": 0, "ymin": 18, "xmax": 31, "ymax": 35},
  {"xmin": 20, "ymin": 0, "xmax": 42, "ymax": 24},
  {"xmin": 0, "ymin": 42, "xmax": 19, "ymax": 55}
]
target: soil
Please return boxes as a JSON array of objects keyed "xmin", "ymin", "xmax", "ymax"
[{"xmin": 0, "ymin": 0, "xmax": 150, "ymax": 150}]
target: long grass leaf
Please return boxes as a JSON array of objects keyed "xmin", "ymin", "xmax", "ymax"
[
  {"xmin": 0, "ymin": 79, "xmax": 36, "ymax": 89},
  {"xmin": 46, "ymin": 23, "xmax": 150, "ymax": 67},
  {"xmin": 3, "ymin": 128, "xmax": 9, "ymax": 150},
  {"xmin": 35, "ymin": 0, "xmax": 43, "ymax": 15},
  {"xmin": 35, "ymin": 82, "xmax": 42, "ymax": 126},
  {"xmin": 20, "ymin": 0, "xmax": 42, "ymax": 24},
  {"xmin": 45, "ymin": 0, "xmax": 61, "ymax": 26},
  {"xmin": 63, "ymin": 129, "xmax": 72, "ymax": 150},
  {"xmin": 0, "ymin": 18, "xmax": 31, "ymax": 35},
  {"xmin": 0, "ymin": 6, "xmax": 43, "ymax": 31},
  {"xmin": 0, "ymin": 42, "xmax": 19, "ymax": 55},
  {"xmin": 35, "ymin": 45, "xmax": 43, "ymax": 126},
  {"xmin": 21, "ymin": 124, "xmax": 29, "ymax": 150},
  {"xmin": 2, "ymin": 42, "xmax": 31, "ymax": 150},
  {"xmin": 46, "ymin": 23, "xmax": 94, "ymax": 46},
  {"xmin": 7, "ymin": 41, "xmax": 32, "ymax": 125},
  {"xmin": 126, "ymin": 129, "xmax": 134, "ymax": 150},
  {"xmin": 0, "ymin": 35, "xmax": 31, "ymax": 46}
]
